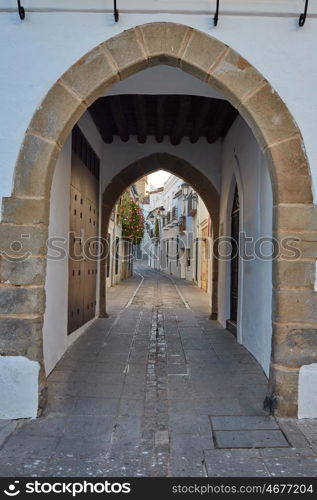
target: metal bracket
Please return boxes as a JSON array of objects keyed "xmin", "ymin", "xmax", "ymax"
[
  {"xmin": 17, "ymin": 0, "xmax": 25, "ymax": 20},
  {"xmin": 299, "ymin": 0, "xmax": 309, "ymax": 26},
  {"xmin": 214, "ymin": 0, "xmax": 219, "ymax": 26},
  {"xmin": 114, "ymin": 0, "xmax": 119, "ymax": 22}
]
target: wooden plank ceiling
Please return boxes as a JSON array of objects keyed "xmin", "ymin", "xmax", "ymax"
[{"xmin": 88, "ymin": 95, "xmax": 237, "ymax": 146}]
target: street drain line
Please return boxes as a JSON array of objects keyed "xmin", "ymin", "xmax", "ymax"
[{"xmin": 137, "ymin": 285, "xmax": 170, "ymax": 476}]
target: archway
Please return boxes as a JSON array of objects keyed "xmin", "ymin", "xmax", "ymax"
[
  {"xmin": 1, "ymin": 22, "xmax": 315, "ymax": 417},
  {"xmin": 99, "ymin": 153, "xmax": 220, "ymax": 320}
]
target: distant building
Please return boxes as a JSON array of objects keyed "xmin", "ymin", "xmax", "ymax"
[{"xmin": 146, "ymin": 174, "xmax": 212, "ymax": 302}]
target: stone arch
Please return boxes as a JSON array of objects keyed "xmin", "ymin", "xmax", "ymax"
[
  {"xmin": 1, "ymin": 22, "xmax": 315, "ymax": 416},
  {"xmin": 99, "ymin": 152, "xmax": 220, "ymax": 319}
]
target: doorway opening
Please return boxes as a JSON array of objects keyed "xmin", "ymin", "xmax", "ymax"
[{"xmin": 227, "ymin": 184, "xmax": 240, "ymax": 336}]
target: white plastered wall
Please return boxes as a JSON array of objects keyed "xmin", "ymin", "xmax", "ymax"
[
  {"xmin": 43, "ymin": 114, "xmax": 104, "ymax": 376},
  {"xmin": 1, "ymin": 3, "xmax": 317, "ymax": 206},
  {"xmin": 218, "ymin": 116, "xmax": 273, "ymax": 376},
  {"xmin": 298, "ymin": 363, "xmax": 317, "ymax": 419}
]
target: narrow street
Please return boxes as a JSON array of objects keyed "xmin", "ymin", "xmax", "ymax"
[{"xmin": 0, "ymin": 266, "xmax": 316, "ymax": 477}]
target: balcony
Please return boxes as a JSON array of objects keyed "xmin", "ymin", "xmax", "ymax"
[
  {"xmin": 179, "ymin": 216, "xmax": 186, "ymax": 232},
  {"xmin": 187, "ymin": 194, "xmax": 197, "ymax": 216}
]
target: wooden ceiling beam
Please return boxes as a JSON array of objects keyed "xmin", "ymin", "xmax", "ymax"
[
  {"xmin": 133, "ymin": 95, "xmax": 147, "ymax": 143},
  {"xmin": 190, "ymin": 98, "xmax": 212, "ymax": 144},
  {"xmin": 206, "ymin": 101, "xmax": 227, "ymax": 143},
  {"xmin": 206, "ymin": 102, "xmax": 237, "ymax": 143},
  {"xmin": 88, "ymin": 102, "xmax": 113, "ymax": 143},
  {"xmin": 108, "ymin": 95, "xmax": 129, "ymax": 142},
  {"xmin": 170, "ymin": 95, "xmax": 191, "ymax": 146},
  {"xmin": 88, "ymin": 94, "xmax": 237, "ymax": 146},
  {"xmin": 156, "ymin": 95, "xmax": 167, "ymax": 143}
]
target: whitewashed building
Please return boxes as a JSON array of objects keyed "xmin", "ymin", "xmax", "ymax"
[{"xmin": 147, "ymin": 174, "xmax": 213, "ymax": 299}]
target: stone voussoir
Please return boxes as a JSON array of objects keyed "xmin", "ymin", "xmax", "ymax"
[
  {"xmin": 272, "ymin": 324, "xmax": 317, "ymax": 368},
  {"xmin": 60, "ymin": 45, "xmax": 120, "ymax": 107},
  {"xmin": 209, "ymin": 48, "xmax": 265, "ymax": 108},
  {"xmin": 140, "ymin": 22, "xmax": 191, "ymax": 67},
  {"xmin": 0, "ymin": 256, "xmax": 46, "ymax": 286},
  {"xmin": 0, "ymin": 223, "xmax": 48, "ymax": 256},
  {"xmin": 273, "ymin": 289, "xmax": 317, "ymax": 323},
  {"xmin": 267, "ymin": 136, "xmax": 313, "ymax": 205},
  {"xmin": 273, "ymin": 204, "xmax": 317, "ymax": 232},
  {"xmin": 273, "ymin": 230, "xmax": 317, "ymax": 260},
  {"xmin": 273, "ymin": 259, "xmax": 315, "ymax": 289},
  {"xmin": 0, "ymin": 286, "xmax": 45, "ymax": 315},
  {"xmin": 2, "ymin": 197, "xmax": 49, "ymax": 225},
  {"xmin": 0, "ymin": 316, "xmax": 43, "ymax": 359},
  {"xmin": 269, "ymin": 364, "xmax": 299, "ymax": 417},
  {"xmin": 28, "ymin": 81, "xmax": 86, "ymax": 146},
  {"xmin": 103, "ymin": 27, "xmax": 148, "ymax": 80},
  {"xmin": 180, "ymin": 28, "xmax": 227, "ymax": 82},
  {"xmin": 13, "ymin": 134, "xmax": 60, "ymax": 198},
  {"xmin": 239, "ymin": 83, "xmax": 299, "ymax": 152}
]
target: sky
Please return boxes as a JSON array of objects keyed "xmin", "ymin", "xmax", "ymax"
[{"xmin": 148, "ymin": 170, "xmax": 171, "ymax": 189}]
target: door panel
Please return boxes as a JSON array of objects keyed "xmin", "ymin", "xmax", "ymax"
[
  {"xmin": 201, "ymin": 227, "xmax": 209, "ymax": 292},
  {"xmin": 227, "ymin": 185, "xmax": 240, "ymax": 337},
  {"xmin": 68, "ymin": 127, "xmax": 99, "ymax": 335}
]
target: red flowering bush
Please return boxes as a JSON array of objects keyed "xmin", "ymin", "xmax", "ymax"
[{"xmin": 119, "ymin": 192, "xmax": 144, "ymax": 244}]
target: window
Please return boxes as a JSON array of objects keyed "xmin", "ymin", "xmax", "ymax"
[{"xmin": 187, "ymin": 193, "xmax": 198, "ymax": 216}]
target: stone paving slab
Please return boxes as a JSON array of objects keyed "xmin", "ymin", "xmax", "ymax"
[
  {"xmin": 278, "ymin": 419, "xmax": 312, "ymax": 448},
  {"xmin": 297, "ymin": 420, "xmax": 317, "ymax": 455},
  {"xmin": 203, "ymin": 449, "xmax": 269, "ymax": 477},
  {"xmin": 213, "ymin": 429, "xmax": 289, "ymax": 448},
  {"xmin": 0, "ymin": 421, "xmax": 18, "ymax": 448},
  {"xmin": 263, "ymin": 457, "xmax": 317, "ymax": 477},
  {"xmin": 1, "ymin": 435, "xmax": 60, "ymax": 459},
  {"xmin": 210, "ymin": 415, "xmax": 279, "ymax": 431}
]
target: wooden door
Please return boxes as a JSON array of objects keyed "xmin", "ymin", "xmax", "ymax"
[
  {"xmin": 68, "ymin": 126, "xmax": 99, "ymax": 335},
  {"xmin": 201, "ymin": 227, "xmax": 209, "ymax": 292}
]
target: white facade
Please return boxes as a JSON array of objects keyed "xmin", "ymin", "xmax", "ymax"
[
  {"xmin": 1, "ymin": 1, "xmax": 317, "ymax": 205},
  {"xmin": 148, "ymin": 174, "xmax": 211, "ymax": 294},
  {"xmin": 43, "ymin": 113, "xmax": 136, "ymax": 376},
  {"xmin": 218, "ymin": 116, "xmax": 273, "ymax": 376}
]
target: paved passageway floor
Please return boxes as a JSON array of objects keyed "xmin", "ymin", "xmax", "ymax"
[{"xmin": 0, "ymin": 265, "xmax": 317, "ymax": 477}]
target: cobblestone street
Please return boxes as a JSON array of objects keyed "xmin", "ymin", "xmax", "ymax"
[{"xmin": 0, "ymin": 266, "xmax": 316, "ymax": 477}]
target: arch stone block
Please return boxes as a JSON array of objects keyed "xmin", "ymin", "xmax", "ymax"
[
  {"xmin": 28, "ymin": 82, "xmax": 85, "ymax": 146},
  {"xmin": 209, "ymin": 49, "xmax": 265, "ymax": 108},
  {"xmin": 13, "ymin": 134, "xmax": 61, "ymax": 198},
  {"xmin": 239, "ymin": 83, "xmax": 300, "ymax": 151},
  {"xmin": 60, "ymin": 46, "xmax": 120, "ymax": 107},
  {"xmin": 140, "ymin": 23, "xmax": 190, "ymax": 66},
  {"xmin": 2, "ymin": 197, "xmax": 49, "ymax": 225},
  {"xmin": 103, "ymin": 28, "xmax": 148, "ymax": 79},
  {"xmin": 180, "ymin": 29, "xmax": 227, "ymax": 82}
]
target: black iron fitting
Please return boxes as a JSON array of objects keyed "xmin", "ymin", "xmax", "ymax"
[
  {"xmin": 17, "ymin": 0, "xmax": 25, "ymax": 20},
  {"xmin": 299, "ymin": 0, "xmax": 309, "ymax": 26},
  {"xmin": 214, "ymin": 0, "xmax": 220, "ymax": 26},
  {"xmin": 114, "ymin": 0, "xmax": 119, "ymax": 22}
]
